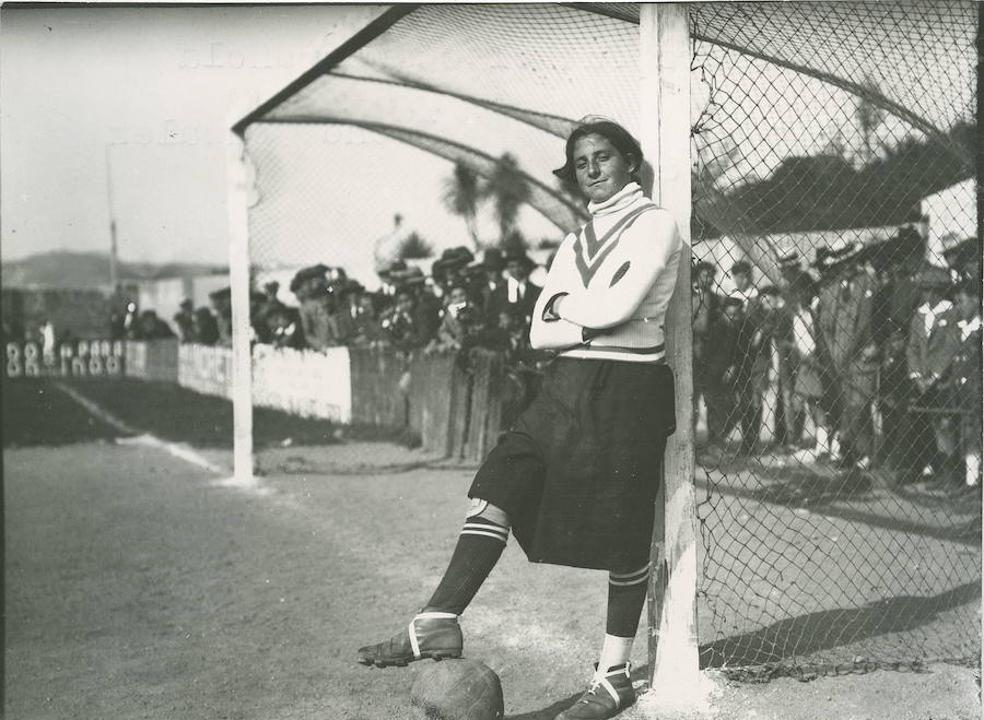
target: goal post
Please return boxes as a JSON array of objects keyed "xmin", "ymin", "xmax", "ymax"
[
  {"xmin": 229, "ymin": 2, "xmax": 980, "ymax": 683},
  {"xmin": 227, "ymin": 133, "xmax": 255, "ymax": 487},
  {"xmin": 640, "ymin": 3, "xmax": 700, "ymax": 695}
]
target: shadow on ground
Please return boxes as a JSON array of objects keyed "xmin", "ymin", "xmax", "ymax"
[
  {"xmin": 506, "ymin": 663, "xmax": 652, "ymax": 720},
  {"xmin": 699, "ymin": 580, "xmax": 981, "ymax": 670},
  {"xmin": 4, "ymin": 377, "xmax": 409, "ymax": 450},
  {"xmin": 2, "ymin": 378, "xmax": 122, "ymax": 447}
]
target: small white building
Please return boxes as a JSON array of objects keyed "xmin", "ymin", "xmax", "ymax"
[{"xmin": 921, "ymin": 178, "xmax": 977, "ymax": 266}]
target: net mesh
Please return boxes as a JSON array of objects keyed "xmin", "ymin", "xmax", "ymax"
[{"xmin": 238, "ymin": 3, "xmax": 980, "ymax": 678}]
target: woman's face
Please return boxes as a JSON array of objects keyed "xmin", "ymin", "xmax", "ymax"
[{"xmin": 572, "ymin": 133, "xmax": 636, "ymax": 204}]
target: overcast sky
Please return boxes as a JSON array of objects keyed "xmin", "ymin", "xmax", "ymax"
[
  {"xmin": 2, "ymin": 3, "xmax": 974, "ymax": 285},
  {"xmin": 1, "ymin": 4, "xmax": 386, "ymax": 266}
]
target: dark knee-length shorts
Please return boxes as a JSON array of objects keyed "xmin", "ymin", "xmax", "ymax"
[{"xmin": 469, "ymin": 357, "xmax": 676, "ymax": 571}]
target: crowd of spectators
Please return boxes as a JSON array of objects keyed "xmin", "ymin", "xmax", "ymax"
[
  {"xmin": 692, "ymin": 226, "xmax": 981, "ymax": 488},
  {"xmin": 246, "ymin": 246, "xmax": 544, "ymax": 371},
  {"xmin": 104, "ymin": 226, "xmax": 980, "ymax": 488}
]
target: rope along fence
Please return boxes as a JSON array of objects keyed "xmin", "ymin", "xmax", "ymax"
[{"xmin": 235, "ymin": 3, "xmax": 980, "ymax": 678}]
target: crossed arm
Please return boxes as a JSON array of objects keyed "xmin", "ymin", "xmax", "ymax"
[{"xmin": 529, "ymin": 210, "xmax": 679, "ymax": 350}]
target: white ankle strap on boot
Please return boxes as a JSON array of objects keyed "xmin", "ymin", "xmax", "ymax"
[
  {"xmin": 591, "ymin": 662, "xmax": 631, "ymax": 706},
  {"xmin": 409, "ymin": 612, "xmax": 457, "ymax": 659}
]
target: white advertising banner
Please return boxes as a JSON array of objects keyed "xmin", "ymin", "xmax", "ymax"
[
  {"xmin": 178, "ymin": 343, "xmax": 234, "ymax": 399},
  {"xmin": 252, "ymin": 345, "xmax": 352, "ymax": 423}
]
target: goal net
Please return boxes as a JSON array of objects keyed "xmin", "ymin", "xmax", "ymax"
[{"xmin": 233, "ymin": 3, "xmax": 980, "ymax": 677}]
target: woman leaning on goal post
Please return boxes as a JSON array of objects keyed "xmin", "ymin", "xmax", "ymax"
[{"xmin": 357, "ymin": 116, "xmax": 683, "ymax": 720}]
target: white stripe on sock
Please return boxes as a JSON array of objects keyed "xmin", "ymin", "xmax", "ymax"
[
  {"xmin": 460, "ymin": 529, "xmax": 508, "ymax": 542},
  {"xmin": 609, "ymin": 567, "xmax": 649, "ymax": 585},
  {"xmin": 462, "ymin": 522, "xmax": 508, "ymax": 537},
  {"xmin": 609, "ymin": 566, "xmax": 649, "ymax": 580}
]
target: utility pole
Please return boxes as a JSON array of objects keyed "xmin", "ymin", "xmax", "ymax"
[{"xmin": 105, "ymin": 145, "xmax": 119, "ymax": 292}]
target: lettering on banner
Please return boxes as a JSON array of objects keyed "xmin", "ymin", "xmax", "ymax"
[
  {"xmin": 23, "ymin": 343, "xmax": 40, "ymax": 377},
  {"xmin": 4, "ymin": 339, "xmax": 127, "ymax": 379},
  {"xmin": 6, "ymin": 342, "xmax": 22, "ymax": 378}
]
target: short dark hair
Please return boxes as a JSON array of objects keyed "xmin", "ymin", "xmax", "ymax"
[{"xmin": 553, "ymin": 119, "xmax": 643, "ymax": 186}]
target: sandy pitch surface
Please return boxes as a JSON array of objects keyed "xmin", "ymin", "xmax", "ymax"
[{"xmin": 4, "ymin": 437, "xmax": 980, "ymax": 720}]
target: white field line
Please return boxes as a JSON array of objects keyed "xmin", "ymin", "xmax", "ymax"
[{"xmin": 53, "ymin": 381, "xmax": 228, "ymax": 477}]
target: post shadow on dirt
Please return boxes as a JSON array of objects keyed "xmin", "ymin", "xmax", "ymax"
[
  {"xmin": 698, "ymin": 579, "xmax": 981, "ymax": 669},
  {"xmin": 505, "ymin": 663, "xmax": 652, "ymax": 720}
]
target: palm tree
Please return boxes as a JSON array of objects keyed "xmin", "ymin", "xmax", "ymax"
[
  {"xmin": 855, "ymin": 77, "xmax": 886, "ymax": 165},
  {"xmin": 483, "ymin": 153, "xmax": 531, "ymax": 245},
  {"xmin": 395, "ymin": 231, "xmax": 433, "ymax": 260},
  {"xmin": 442, "ymin": 162, "xmax": 482, "ymax": 251}
]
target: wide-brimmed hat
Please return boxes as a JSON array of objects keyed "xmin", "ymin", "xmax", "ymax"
[
  {"xmin": 390, "ymin": 265, "xmax": 426, "ymax": 287},
  {"xmin": 476, "ymin": 248, "xmax": 504, "ymax": 272},
  {"xmin": 378, "ymin": 259, "xmax": 408, "ymax": 280},
  {"xmin": 811, "ymin": 242, "xmax": 856, "ymax": 272},
  {"xmin": 432, "ymin": 246, "xmax": 476, "ymax": 282},
  {"xmin": 942, "ymin": 236, "xmax": 979, "ymax": 269},
  {"xmin": 777, "ymin": 251, "xmax": 800, "ymax": 269},
  {"xmin": 289, "ymin": 263, "xmax": 329, "ymax": 292},
  {"xmin": 503, "ymin": 248, "xmax": 535, "ymax": 271}
]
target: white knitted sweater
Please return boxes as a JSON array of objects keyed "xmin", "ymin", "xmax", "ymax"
[{"xmin": 529, "ymin": 182, "xmax": 682, "ymax": 363}]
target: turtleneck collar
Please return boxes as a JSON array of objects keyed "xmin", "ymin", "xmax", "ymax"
[{"xmin": 587, "ymin": 181, "xmax": 644, "ymax": 217}]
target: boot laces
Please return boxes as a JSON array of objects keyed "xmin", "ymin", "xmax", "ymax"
[{"xmin": 580, "ymin": 677, "xmax": 604, "ymax": 703}]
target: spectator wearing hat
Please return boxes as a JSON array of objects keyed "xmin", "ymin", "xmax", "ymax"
[
  {"xmin": 906, "ymin": 264, "xmax": 961, "ymax": 480},
  {"xmin": 817, "ymin": 243, "xmax": 878, "ymax": 468},
  {"xmin": 777, "ymin": 251, "xmax": 805, "ymax": 289},
  {"xmin": 192, "ymin": 306, "xmax": 220, "ymax": 346},
  {"xmin": 266, "ymin": 303, "xmax": 304, "ymax": 350},
  {"xmin": 491, "ymin": 248, "xmax": 541, "ymax": 327},
  {"xmin": 942, "ymin": 237, "xmax": 980, "ymax": 285},
  {"xmin": 692, "ymin": 260, "xmax": 722, "ymax": 438},
  {"xmin": 377, "ymin": 259, "xmax": 408, "ymax": 298},
  {"xmin": 427, "ymin": 282, "xmax": 484, "ymax": 355},
  {"xmin": 293, "ymin": 265, "xmax": 334, "ymax": 351},
  {"xmin": 380, "ymin": 285, "xmax": 428, "ymax": 351},
  {"xmin": 253, "ymin": 281, "xmax": 287, "ymax": 343},
  {"xmin": 704, "ymin": 294, "xmax": 744, "ymax": 444},
  {"xmin": 472, "ymin": 249, "xmax": 506, "ymax": 324},
  {"xmin": 431, "ymin": 247, "xmax": 475, "ymax": 298},
  {"xmin": 393, "ymin": 265, "xmax": 442, "ymax": 346},
  {"xmin": 786, "ymin": 274, "xmax": 835, "ymax": 461},
  {"xmin": 208, "ymin": 288, "xmax": 233, "ymax": 346},
  {"xmin": 134, "ymin": 309, "xmax": 176, "ymax": 340},
  {"xmin": 728, "ymin": 260, "xmax": 758, "ymax": 309},
  {"xmin": 943, "ymin": 281, "xmax": 982, "ymax": 487},
  {"xmin": 173, "ymin": 299, "xmax": 195, "ymax": 343},
  {"xmin": 350, "ymin": 293, "xmax": 385, "ymax": 348},
  {"xmin": 732, "ymin": 286, "xmax": 783, "ymax": 455},
  {"xmin": 771, "ymin": 256, "xmax": 808, "ymax": 447}
]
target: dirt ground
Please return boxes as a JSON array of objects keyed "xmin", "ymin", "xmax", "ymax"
[{"xmin": 3, "ymin": 379, "xmax": 981, "ymax": 719}]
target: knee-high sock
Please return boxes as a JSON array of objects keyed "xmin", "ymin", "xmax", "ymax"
[
  {"xmin": 606, "ymin": 565, "xmax": 650, "ymax": 636},
  {"xmin": 599, "ymin": 565, "xmax": 650, "ymax": 671},
  {"xmin": 423, "ymin": 516, "xmax": 508, "ymax": 615}
]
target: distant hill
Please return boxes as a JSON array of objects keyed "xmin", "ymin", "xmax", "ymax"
[{"xmin": 1, "ymin": 251, "xmax": 226, "ymax": 289}]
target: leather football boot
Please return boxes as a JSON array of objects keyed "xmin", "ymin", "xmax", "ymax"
[
  {"xmin": 555, "ymin": 663, "xmax": 636, "ymax": 720},
  {"xmin": 356, "ymin": 612, "xmax": 463, "ymax": 668}
]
